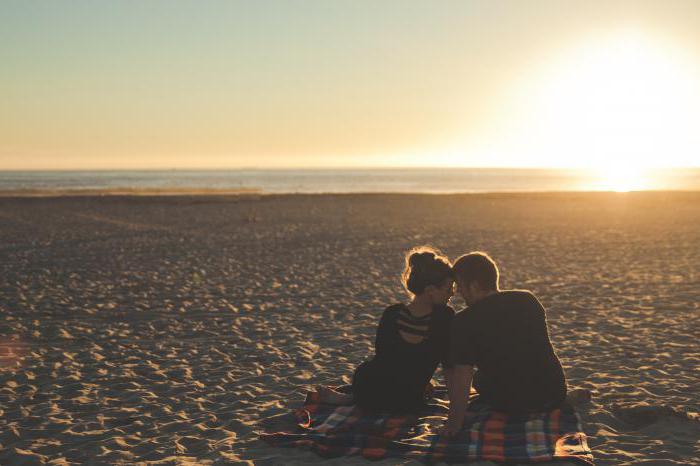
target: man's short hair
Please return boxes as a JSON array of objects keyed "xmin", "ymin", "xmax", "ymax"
[{"xmin": 452, "ymin": 252, "xmax": 499, "ymax": 291}]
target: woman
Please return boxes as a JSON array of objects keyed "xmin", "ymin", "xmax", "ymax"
[{"xmin": 319, "ymin": 246, "xmax": 455, "ymax": 413}]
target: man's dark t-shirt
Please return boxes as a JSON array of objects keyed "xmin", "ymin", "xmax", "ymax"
[{"xmin": 450, "ymin": 290, "xmax": 567, "ymax": 413}]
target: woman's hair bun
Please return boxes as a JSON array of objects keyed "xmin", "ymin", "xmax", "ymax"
[
  {"xmin": 402, "ymin": 246, "xmax": 452, "ymax": 296},
  {"xmin": 408, "ymin": 251, "xmax": 436, "ymax": 268}
]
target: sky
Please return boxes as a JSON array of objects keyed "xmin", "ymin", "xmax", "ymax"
[{"xmin": 2, "ymin": 0, "xmax": 700, "ymax": 170}]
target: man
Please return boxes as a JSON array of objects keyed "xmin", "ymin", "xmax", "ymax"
[{"xmin": 441, "ymin": 252, "xmax": 568, "ymax": 437}]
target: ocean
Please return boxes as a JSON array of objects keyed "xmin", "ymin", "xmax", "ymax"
[{"xmin": 1, "ymin": 168, "xmax": 699, "ymax": 194}]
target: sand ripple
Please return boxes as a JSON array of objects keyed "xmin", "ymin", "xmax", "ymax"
[{"xmin": 0, "ymin": 192, "xmax": 698, "ymax": 465}]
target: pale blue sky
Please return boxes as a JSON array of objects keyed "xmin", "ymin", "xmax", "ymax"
[{"xmin": 2, "ymin": 1, "xmax": 700, "ymax": 169}]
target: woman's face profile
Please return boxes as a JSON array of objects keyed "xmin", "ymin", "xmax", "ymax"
[{"xmin": 428, "ymin": 279, "xmax": 454, "ymax": 305}]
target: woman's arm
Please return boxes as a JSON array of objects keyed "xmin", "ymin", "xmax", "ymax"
[{"xmin": 374, "ymin": 308, "xmax": 396, "ymax": 356}]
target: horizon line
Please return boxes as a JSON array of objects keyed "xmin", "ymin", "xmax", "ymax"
[{"xmin": 2, "ymin": 165, "xmax": 699, "ymax": 172}]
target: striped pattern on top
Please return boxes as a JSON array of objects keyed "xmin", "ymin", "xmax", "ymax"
[{"xmin": 396, "ymin": 307, "xmax": 431, "ymax": 344}]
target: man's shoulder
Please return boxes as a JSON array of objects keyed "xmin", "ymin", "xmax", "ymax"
[
  {"xmin": 500, "ymin": 289, "xmax": 536, "ymax": 299},
  {"xmin": 497, "ymin": 290, "xmax": 545, "ymax": 316},
  {"xmin": 469, "ymin": 290, "xmax": 542, "ymax": 315},
  {"xmin": 490, "ymin": 289, "xmax": 539, "ymax": 306}
]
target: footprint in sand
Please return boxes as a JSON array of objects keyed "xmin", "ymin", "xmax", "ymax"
[{"xmin": 613, "ymin": 403, "xmax": 698, "ymax": 428}]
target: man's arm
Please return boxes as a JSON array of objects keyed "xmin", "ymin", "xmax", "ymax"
[{"xmin": 444, "ymin": 364, "xmax": 474, "ymax": 436}]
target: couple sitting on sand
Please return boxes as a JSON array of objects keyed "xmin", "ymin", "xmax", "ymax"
[{"xmin": 319, "ymin": 247, "xmax": 587, "ymax": 438}]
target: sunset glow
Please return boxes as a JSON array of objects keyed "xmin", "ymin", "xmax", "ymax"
[
  {"xmin": 531, "ymin": 32, "xmax": 700, "ymax": 168},
  {"xmin": 1, "ymin": 2, "xmax": 700, "ymax": 173},
  {"xmin": 590, "ymin": 165, "xmax": 650, "ymax": 192},
  {"xmin": 441, "ymin": 31, "xmax": 700, "ymax": 176}
]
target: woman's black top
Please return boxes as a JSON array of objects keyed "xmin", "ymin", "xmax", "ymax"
[{"xmin": 352, "ymin": 303, "xmax": 454, "ymax": 413}]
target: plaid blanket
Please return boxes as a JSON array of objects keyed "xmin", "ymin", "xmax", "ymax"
[{"xmin": 261, "ymin": 386, "xmax": 594, "ymax": 464}]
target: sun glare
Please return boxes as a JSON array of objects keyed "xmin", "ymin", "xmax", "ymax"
[
  {"xmin": 456, "ymin": 31, "xmax": 700, "ymax": 189},
  {"xmin": 590, "ymin": 165, "xmax": 650, "ymax": 192},
  {"xmin": 535, "ymin": 32, "xmax": 700, "ymax": 166}
]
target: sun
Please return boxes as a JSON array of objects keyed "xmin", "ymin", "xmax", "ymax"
[
  {"xmin": 457, "ymin": 30, "xmax": 700, "ymax": 182},
  {"xmin": 590, "ymin": 165, "xmax": 649, "ymax": 192},
  {"xmin": 535, "ymin": 32, "xmax": 700, "ymax": 169}
]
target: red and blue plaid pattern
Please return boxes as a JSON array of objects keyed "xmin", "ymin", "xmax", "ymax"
[{"xmin": 262, "ymin": 386, "xmax": 594, "ymax": 464}]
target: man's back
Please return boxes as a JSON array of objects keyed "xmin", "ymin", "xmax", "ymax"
[{"xmin": 451, "ymin": 290, "xmax": 567, "ymax": 412}]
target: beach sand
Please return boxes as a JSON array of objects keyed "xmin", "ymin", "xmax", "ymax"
[{"xmin": 0, "ymin": 192, "xmax": 698, "ymax": 465}]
